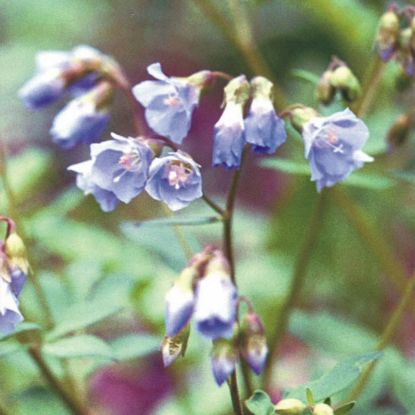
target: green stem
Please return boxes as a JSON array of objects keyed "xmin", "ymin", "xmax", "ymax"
[
  {"xmin": 347, "ymin": 274, "xmax": 415, "ymax": 401},
  {"xmin": 262, "ymin": 191, "xmax": 327, "ymax": 389},
  {"xmin": 193, "ymin": 0, "xmax": 286, "ymax": 109},
  {"xmin": 28, "ymin": 347, "xmax": 90, "ymax": 415},
  {"xmin": 353, "ymin": 56, "xmax": 386, "ymax": 118}
]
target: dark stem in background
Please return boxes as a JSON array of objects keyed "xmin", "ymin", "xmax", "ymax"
[
  {"xmin": 347, "ymin": 273, "xmax": 415, "ymax": 401},
  {"xmin": 28, "ymin": 347, "xmax": 90, "ymax": 415},
  {"xmin": 262, "ymin": 191, "xmax": 327, "ymax": 389}
]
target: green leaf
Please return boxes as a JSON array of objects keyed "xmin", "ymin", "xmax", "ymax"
[
  {"xmin": 0, "ymin": 341, "xmax": 25, "ymax": 357},
  {"xmin": 245, "ymin": 390, "xmax": 274, "ymax": 415},
  {"xmin": 126, "ymin": 215, "xmax": 221, "ymax": 227},
  {"xmin": 288, "ymin": 352, "xmax": 382, "ymax": 401},
  {"xmin": 261, "ymin": 158, "xmax": 394, "ymax": 190},
  {"xmin": 43, "ymin": 335, "xmax": 115, "ymax": 360},
  {"xmin": 0, "ymin": 322, "xmax": 40, "ymax": 341},
  {"xmin": 334, "ymin": 401, "xmax": 355, "ymax": 414},
  {"xmin": 110, "ymin": 333, "xmax": 160, "ymax": 361},
  {"xmin": 46, "ymin": 300, "xmax": 123, "ymax": 341},
  {"xmin": 291, "ymin": 69, "xmax": 320, "ymax": 85}
]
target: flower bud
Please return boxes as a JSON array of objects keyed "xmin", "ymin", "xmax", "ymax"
[
  {"xmin": 240, "ymin": 312, "xmax": 268, "ymax": 375},
  {"xmin": 315, "ymin": 70, "xmax": 335, "ymax": 105},
  {"xmin": 161, "ymin": 325, "xmax": 190, "ymax": 367},
  {"xmin": 194, "ymin": 250, "xmax": 237, "ymax": 339},
  {"xmin": 387, "ymin": 113, "xmax": 412, "ymax": 151},
  {"xmin": 376, "ymin": 8, "xmax": 400, "ymax": 61},
  {"xmin": 330, "ymin": 66, "xmax": 361, "ymax": 102},
  {"xmin": 289, "ymin": 106, "xmax": 319, "ymax": 133},
  {"xmin": 274, "ymin": 398, "xmax": 307, "ymax": 414},
  {"xmin": 313, "ymin": 403, "xmax": 334, "ymax": 415},
  {"xmin": 4, "ymin": 232, "xmax": 29, "ymax": 275},
  {"xmin": 211, "ymin": 338, "xmax": 238, "ymax": 386}
]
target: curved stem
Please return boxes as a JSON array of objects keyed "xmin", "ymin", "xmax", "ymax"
[
  {"xmin": 347, "ymin": 273, "xmax": 415, "ymax": 401},
  {"xmin": 28, "ymin": 347, "xmax": 90, "ymax": 415},
  {"xmin": 262, "ymin": 191, "xmax": 327, "ymax": 389}
]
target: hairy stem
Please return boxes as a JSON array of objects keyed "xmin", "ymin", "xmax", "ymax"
[
  {"xmin": 347, "ymin": 274, "xmax": 415, "ymax": 401},
  {"xmin": 262, "ymin": 191, "xmax": 327, "ymax": 389}
]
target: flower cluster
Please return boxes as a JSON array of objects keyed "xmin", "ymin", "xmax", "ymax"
[
  {"xmin": 133, "ymin": 64, "xmax": 287, "ymax": 169},
  {"xmin": 375, "ymin": 4, "xmax": 415, "ymax": 77},
  {"xmin": 162, "ymin": 247, "xmax": 267, "ymax": 385},
  {"xmin": 68, "ymin": 134, "xmax": 202, "ymax": 211},
  {"xmin": 19, "ymin": 45, "xmax": 127, "ymax": 148},
  {"xmin": 0, "ymin": 218, "xmax": 28, "ymax": 335},
  {"xmin": 290, "ymin": 107, "xmax": 373, "ymax": 191}
]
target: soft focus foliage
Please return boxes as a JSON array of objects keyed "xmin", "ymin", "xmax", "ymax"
[{"xmin": 1, "ymin": 1, "xmax": 415, "ymax": 415}]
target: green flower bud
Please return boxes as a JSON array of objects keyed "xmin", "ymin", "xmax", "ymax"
[
  {"xmin": 330, "ymin": 66, "xmax": 361, "ymax": 102},
  {"xmin": 376, "ymin": 9, "xmax": 400, "ymax": 61},
  {"xmin": 289, "ymin": 106, "xmax": 319, "ymax": 133},
  {"xmin": 313, "ymin": 403, "xmax": 334, "ymax": 415},
  {"xmin": 223, "ymin": 75, "xmax": 251, "ymax": 105},
  {"xmin": 315, "ymin": 70, "xmax": 335, "ymax": 105},
  {"xmin": 274, "ymin": 398, "xmax": 307, "ymax": 414},
  {"xmin": 387, "ymin": 113, "xmax": 412, "ymax": 151},
  {"xmin": 4, "ymin": 232, "xmax": 29, "ymax": 274}
]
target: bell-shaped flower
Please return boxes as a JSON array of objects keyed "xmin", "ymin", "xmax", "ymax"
[
  {"xmin": 145, "ymin": 151, "xmax": 202, "ymax": 211},
  {"xmin": 133, "ymin": 63, "xmax": 211, "ymax": 144},
  {"xmin": 50, "ymin": 82, "xmax": 112, "ymax": 149},
  {"xmin": 302, "ymin": 108, "xmax": 373, "ymax": 192},
  {"xmin": 211, "ymin": 339, "xmax": 238, "ymax": 386},
  {"xmin": 0, "ymin": 275, "xmax": 23, "ymax": 335},
  {"xmin": 165, "ymin": 267, "xmax": 197, "ymax": 337},
  {"xmin": 18, "ymin": 68, "xmax": 66, "ymax": 109},
  {"xmin": 193, "ymin": 251, "xmax": 237, "ymax": 339},
  {"xmin": 212, "ymin": 75, "xmax": 250, "ymax": 168},
  {"xmin": 244, "ymin": 76, "xmax": 286, "ymax": 154},
  {"xmin": 68, "ymin": 160, "xmax": 119, "ymax": 212},
  {"xmin": 240, "ymin": 312, "xmax": 268, "ymax": 375}
]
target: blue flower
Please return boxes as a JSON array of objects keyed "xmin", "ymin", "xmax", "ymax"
[
  {"xmin": 50, "ymin": 82, "xmax": 112, "ymax": 149},
  {"xmin": 303, "ymin": 108, "xmax": 373, "ymax": 192},
  {"xmin": 244, "ymin": 76, "xmax": 286, "ymax": 154},
  {"xmin": 133, "ymin": 63, "xmax": 209, "ymax": 144},
  {"xmin": 18, "ymin": 69, "xmax": 66, "ymax": 109},
  {"xmin": 145, "ymin": 151, "xmax": 202, "ymax": 211},
  {"xmin": 68, "ymin": 134, "xmax": 154, "ymax": 210},
  {"xmin": 68, "ymin": 160, "xmax": 119, "ymax": 212},
  {"xmin": 211, "ymin": 339, "xmax": 238, "ymax": 386},
  {"xmin": 193, "ymin": 271, "xmax": 237, "ymax": 340},
  {"xmin": 0, "ymin": 278, "xmax": 23, "ymax": 335},
  {"xmin": 212, "ymin": 75, "xmax": 250, "ymax": 169}
]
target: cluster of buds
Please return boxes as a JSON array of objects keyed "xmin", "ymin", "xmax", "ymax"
[
  {"xmin": 161, "ymin": 247, "xmax": 268, "ymax": 385},
  {"xmin": 315, "ymin": 57, "xmax": 361, "ymax": 105},
  {"xmin": 19, "ymin": 45, "xmax": 128, "ymax": 149},
  {"xmin": 376, "ymin": 4, "xmax": 415, "ymax": 77},
  {"xmin": 0, "ymin": 217, "xmax": 29, "ymax": 334},
  {"xmin": 275, "ymin": 396, "xmax": 354, "ymax": 415}
]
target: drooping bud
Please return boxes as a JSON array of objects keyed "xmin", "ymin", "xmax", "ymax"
[
  {"xmin": 194, "ymin": 250, "xmax": 238, "ymax": 339},
  {"xmin": 211, "ymin": 338, "xmax": 238, "ymax": 386},
  {"xmin": 376, "ymin": 7, "xmax": 400, "ymax": 61},
  {"xmin": 387, "ymin": 113, "xmax": 412, "ymax": 151},
  {"xmin": 274, "ymin": 398, "xmax": 307, "ymax": 414},
  {"xmin": 288, "ymin": 106, "xmax": 319, "ymax": 133},
  {"xmin": 315, "ymin": 70, "xmax": 336, "ymax": 105},
  {"xmin": 244, "ymin": 76, "xmax": 287, "ymax": 154},
  {"xmin": 161, "ymin": 325, "xmax": 190, "ymax": 367},
  {"xmin": 165, "ymin": 248, "xmax": 213, "ymax": 336},
  {"xmin": 212, "ymin": 75, "xmax": 250, "ymax": 168},
  {"xmin": 5, "ymin": 232, "xmax": 29, "ymax": 276},
  {"xmin": 240, "ymin": 311, "xmax": 268, "ymax": 375},
  {"xmin": 398, "ymin": 28, "xmax": 415, "ymax": 77},
  {"xmin": 330, "ymin": 66, "xmax": 361, "ymax": 102},
  {"xmin": 312, "ymin": 403, "xmax": 334, "ymax": 415}
]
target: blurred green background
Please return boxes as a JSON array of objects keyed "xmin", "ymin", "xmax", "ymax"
[{"xmin": 2, "ymin": 1, "xmax": 415, "ymax": 414}]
